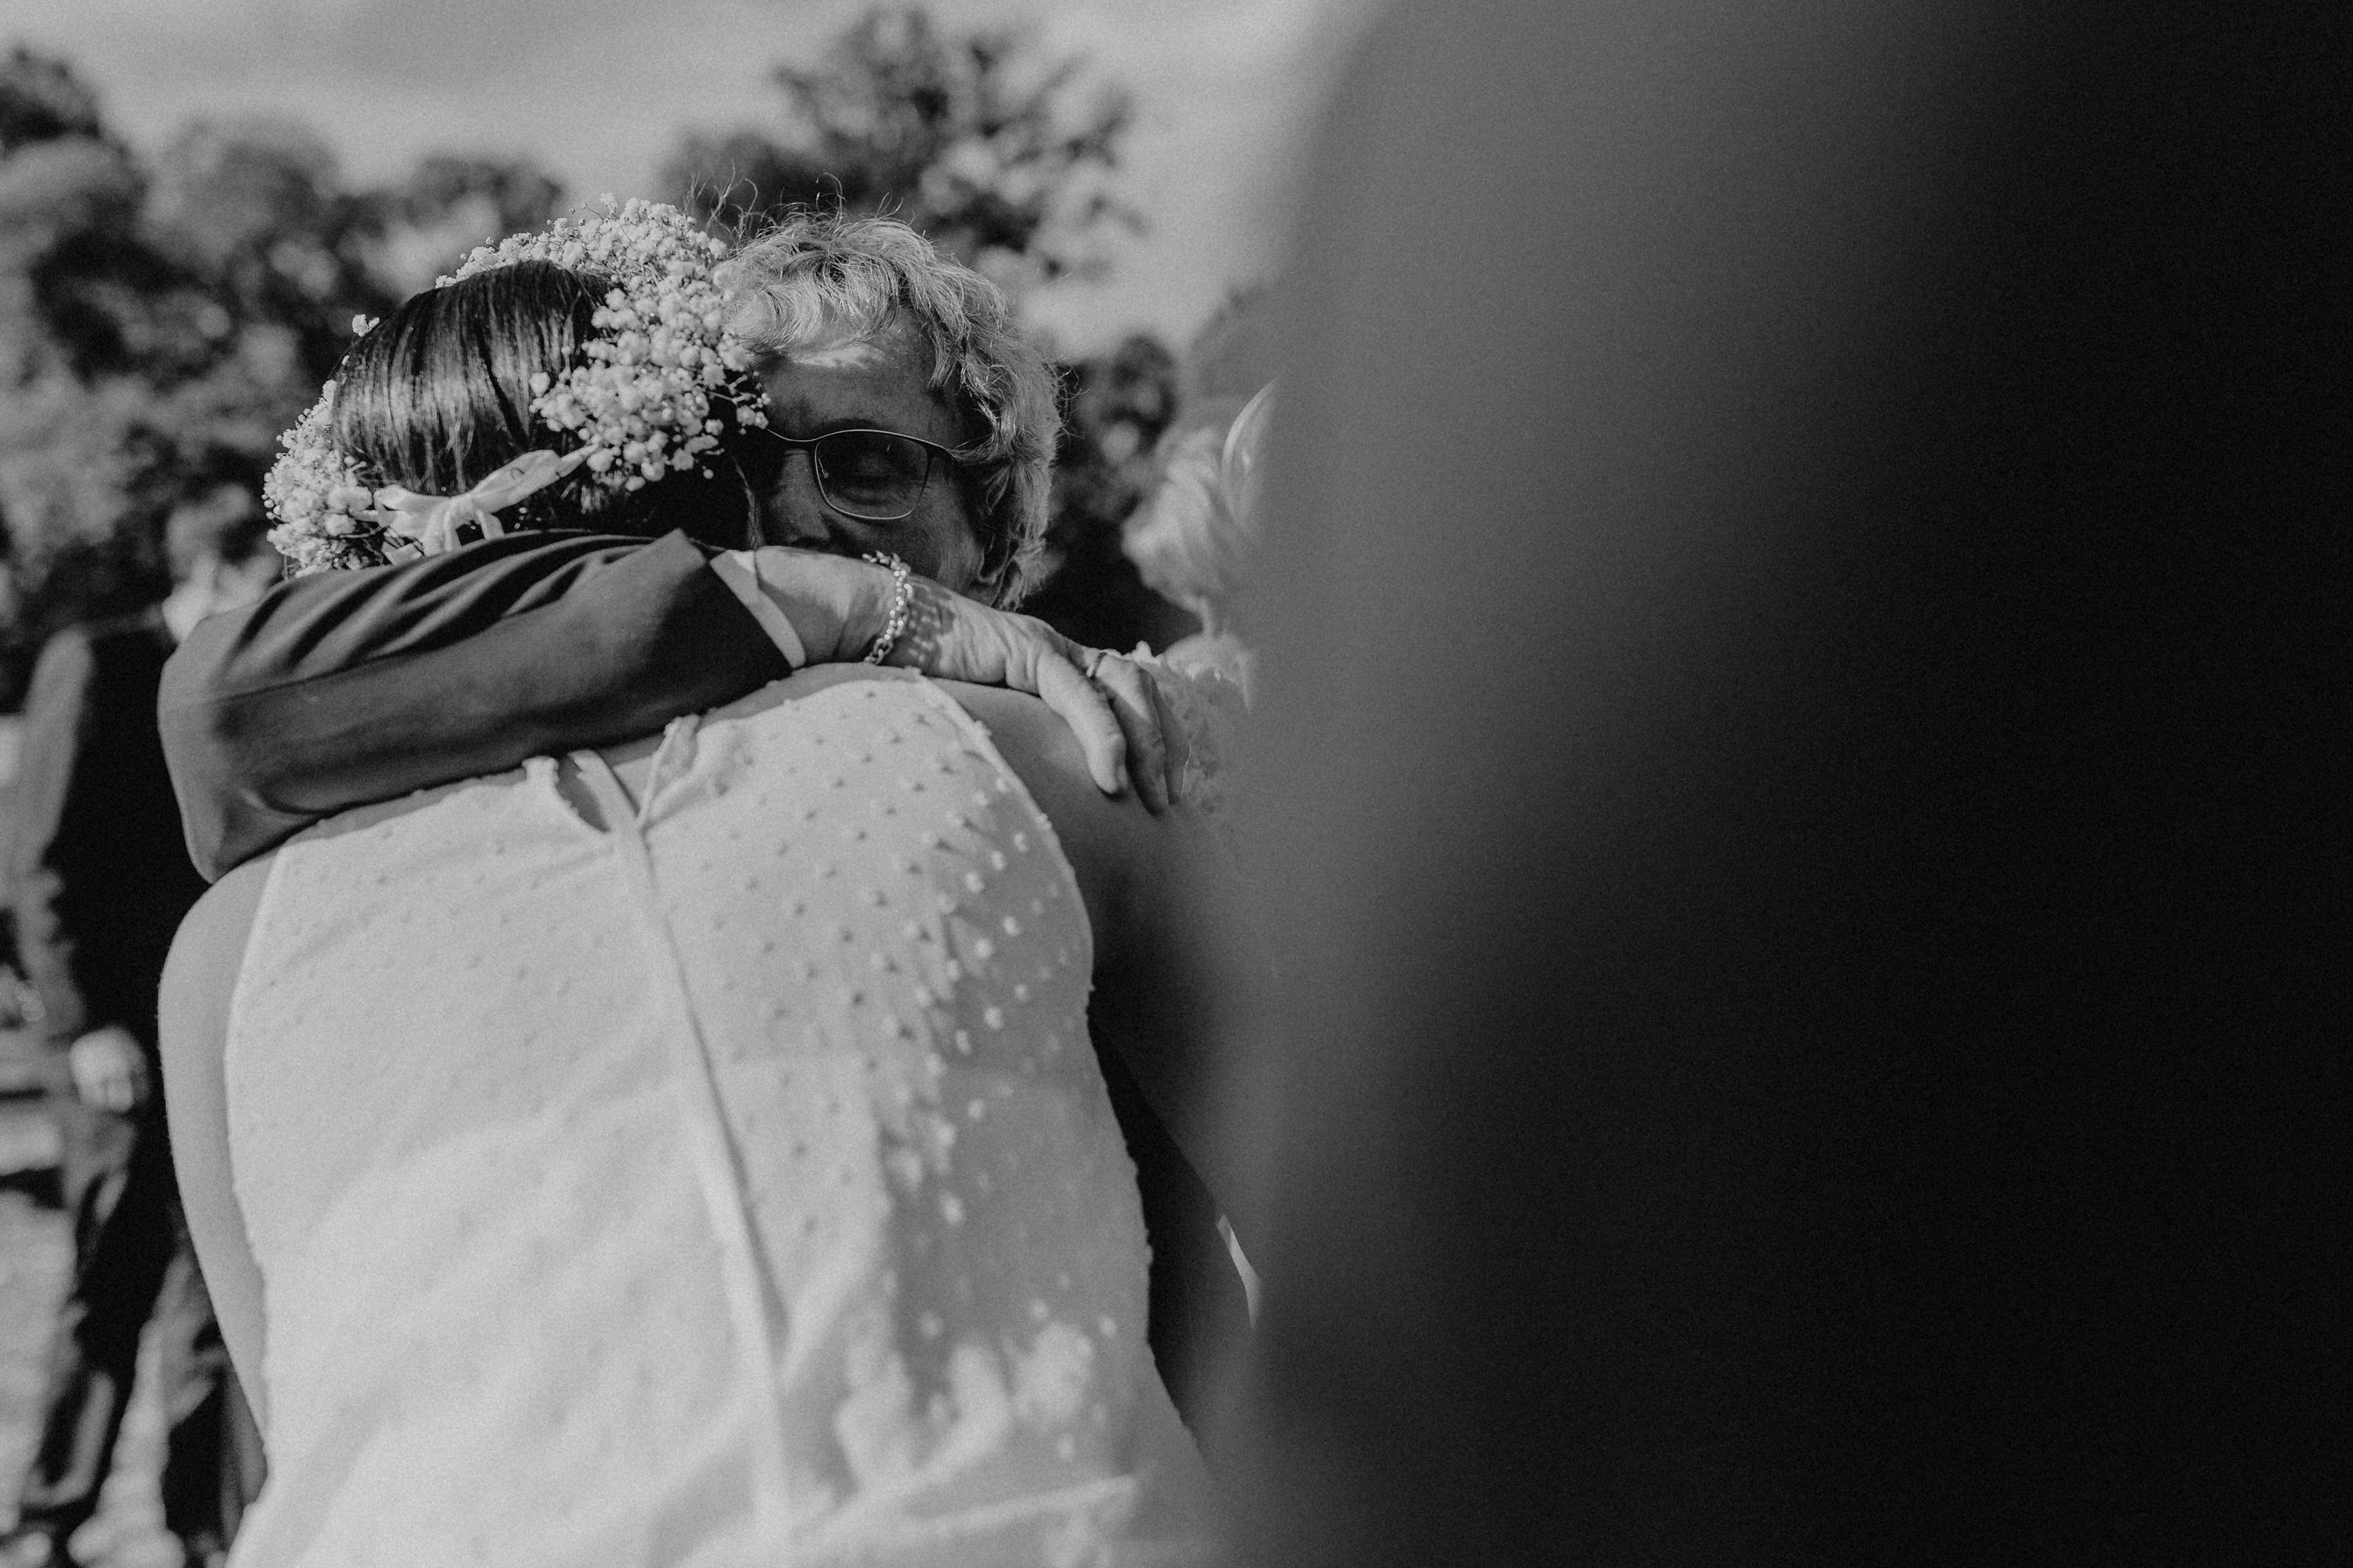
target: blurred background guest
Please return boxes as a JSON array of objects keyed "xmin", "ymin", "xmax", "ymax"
[
  {"xmin": 1124, "ymin": 381, "xmax": 1273, "ymax": 697},
  {"xmin": 2, "ymin": 486, "xmax": 275, "ymax": 1568}
]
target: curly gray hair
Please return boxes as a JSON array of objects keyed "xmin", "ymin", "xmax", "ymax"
[{"xmin": 718, "ymin": 213, "xmax": 1060, "ymax": 606}]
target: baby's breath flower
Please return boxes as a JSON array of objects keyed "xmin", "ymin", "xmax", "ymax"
[
  {"xmin": 261, "ymin": 388, "xmax": 377, "ymax": 574},
  {"xmin": 264, "ymin": 198, "xmax": 770, "ymax": 574}
]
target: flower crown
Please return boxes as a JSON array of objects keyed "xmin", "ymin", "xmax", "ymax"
[{"xmin": 264, "ymin": 197, "xmax": 770, "ymax": 574}]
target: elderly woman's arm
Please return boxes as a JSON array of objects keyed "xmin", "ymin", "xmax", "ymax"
[{"xmin": 162, "ymin": 532, "xmax": 1173, "ymax": 879}]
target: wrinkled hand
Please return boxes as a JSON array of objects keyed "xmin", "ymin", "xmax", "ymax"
[
  {"xmin": 1079, "ymin": 649, "xmax": 1187, "ymax": 811},
  {"xmin": 888, "ymin": 580, "xmax": 1176, "ymax": 811},
  {"xmin": 69, "ymin": 1025, "xmax": 151, "ymax": 1113}
]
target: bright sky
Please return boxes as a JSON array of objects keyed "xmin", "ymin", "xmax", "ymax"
[{"xmin": 5, "ymin": 0, "xmax": 1377, "ymax": 355}]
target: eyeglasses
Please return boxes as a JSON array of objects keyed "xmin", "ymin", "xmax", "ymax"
[{"xmin": 747, "ymin": 426, "xmax": 965, "ymax": 522}]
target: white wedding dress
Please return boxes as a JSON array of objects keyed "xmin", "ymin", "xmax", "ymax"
[{"xmin": 220, "ymin": 666, "xmax": 1229, "ymax": 1567}]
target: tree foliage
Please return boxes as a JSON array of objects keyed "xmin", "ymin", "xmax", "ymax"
[
  {"xmin": 0, "ymin": 46, "xmax": 565, "ymax": 698},
  {"xmin": 663, "ymin": 5, "xmax": 1139, "ymax": 294},
  {"xmin": 369, "ymin": 154, "xmax": 566, "ymax": 295},
  {"xmin": 0, "ymin": 44, "xmax": 101, "ymax": 155},
  {"xmin": 1021, "ymin": 333, "xmax": 1193, "ymax": 653}
]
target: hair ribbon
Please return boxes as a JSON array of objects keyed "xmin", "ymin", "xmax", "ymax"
[{"xmin": 365, "ymin": 447, "xmax": 592, "ymax": 559}]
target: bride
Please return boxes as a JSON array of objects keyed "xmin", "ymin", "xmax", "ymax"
[{"xmin": 158, "ymin": 205, "xmax": 1239, "ymax": 1566}]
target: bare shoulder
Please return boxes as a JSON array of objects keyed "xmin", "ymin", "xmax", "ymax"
[
  {"xmin": 161, "ymin": 857, "xmax": 275, "ymax": 1073},
  {"xmin": 927, "ymin": 682, "xmax": 1157, "ymax": 924},
  {"xmin": 938, "ymin": 682, "xmax": 1109, "ymax": 802},
  {"xmin": 159, "ymin": 855, "xmax": 276, "ymax": 1423}
]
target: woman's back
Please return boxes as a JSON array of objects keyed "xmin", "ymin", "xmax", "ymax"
[{"xmin": 209, "ymin": 666, "xmax": 1226, "ymax": 1567}]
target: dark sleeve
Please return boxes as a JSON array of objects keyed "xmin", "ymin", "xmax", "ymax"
[
  {"xmin": 9, "ymin": 628, "xmax": 101, "ymax": 1045},
  {"xmin": 160, "ymin": 530, "xmax": 789, "ymax": 880}
]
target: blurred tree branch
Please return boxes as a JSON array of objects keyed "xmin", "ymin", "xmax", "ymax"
[{"xmin": 663, "ymin": 5, "xmax": 1142, "ymax": 295}]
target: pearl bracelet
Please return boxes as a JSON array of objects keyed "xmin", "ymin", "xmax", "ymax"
[{"xmin": 862, "ymin": 551, "xmax": 914, "ymax": 664}]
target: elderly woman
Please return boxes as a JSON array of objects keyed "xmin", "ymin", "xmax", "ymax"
[{"xmin": 721, "ymin": 211, "xmax": 1063, "ymax": 608}]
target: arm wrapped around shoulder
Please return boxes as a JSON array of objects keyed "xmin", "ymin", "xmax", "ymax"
[{"xmin": 160, "ymin": 529, "xmax": 787, "ymax": 879}]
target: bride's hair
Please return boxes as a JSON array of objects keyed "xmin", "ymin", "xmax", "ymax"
[{"xmin": 330, "ymin": 260, "xmax": 761, "ymax": 545}]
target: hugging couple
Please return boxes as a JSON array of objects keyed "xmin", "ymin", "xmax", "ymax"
[{"xmin": 156, "ymin": 201, "xmax": 1253, "ymax": 1566}]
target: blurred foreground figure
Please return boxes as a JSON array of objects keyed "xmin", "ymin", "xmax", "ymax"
[
  {"xmin": 1222, "ymin": 2, "xmax": 2344, "ymax": 1563},
  {"xmin": 4, "ymin": 489, "xmax": 278, "ymax": 1568}
]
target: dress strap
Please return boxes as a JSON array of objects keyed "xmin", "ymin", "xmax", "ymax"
[{"xmin": 570, "ymin": 751, "xmax": 794, "ymax": 1545}]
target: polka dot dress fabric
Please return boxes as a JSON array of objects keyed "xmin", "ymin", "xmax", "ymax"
[{"xmin": 221, "ymin": 667, "xmax": 1227, "ymax": 1567}]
